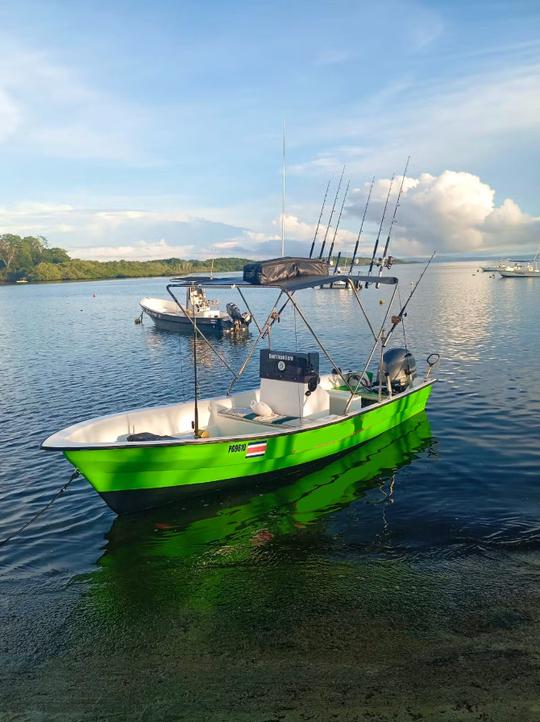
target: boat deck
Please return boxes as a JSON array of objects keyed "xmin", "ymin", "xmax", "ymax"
[{"xmin": 217, "ymin": 406, "xmax": 341, "ymax": 429}]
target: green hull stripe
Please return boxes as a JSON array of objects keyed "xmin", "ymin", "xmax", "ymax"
[{"xmin": 65, "ymin": 384, "xmax": 432, "ymax": 494}]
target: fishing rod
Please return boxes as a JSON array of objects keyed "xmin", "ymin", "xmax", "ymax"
[
  {"xmin": 376, "ymin": 156, "xmax": 410, "ymax": 287},
  {"xmin": 385, "ymin": 251, "xmax": 436, "ymax": 345},
  {"xmin": 365, "ymin": 174, "xmax": 394, "ymax": 286},
  {"xmin": 309, "ymin": 180, "xmax": 331, "ymax": 258},
  {"xmin": 318, "ymin": 165, "xmax": 345, "ymax": 259},
  {"xmin": 326, "ymin": 179, "xmax": 350, "ymax": 264},
  {"xmin": 332, "ymin": 250, "xmax": 342, "ymax": 275},
  {"xmin": 349, "ymin": 176, "xmax": 375, "ymax": 273}
]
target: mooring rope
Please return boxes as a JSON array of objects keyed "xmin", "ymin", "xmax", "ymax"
[{"xmin": 0, "ymin": 470, "xmax": 80, "ymax": 547}]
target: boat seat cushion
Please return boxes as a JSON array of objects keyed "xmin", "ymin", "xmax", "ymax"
[
  {"xmin": 218, "ymin": 406, "xmax": 299, "ymax": 427},
  {"xmin": 126, "ymin": 431, "xmax": 178, "ymax": 441}
]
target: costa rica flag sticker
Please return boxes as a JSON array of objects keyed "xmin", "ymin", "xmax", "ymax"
[{"xmin": 246, "ymin": 441, "xmax": 267, "ymax": 458}]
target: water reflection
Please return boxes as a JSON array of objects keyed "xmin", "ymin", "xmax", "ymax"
[
  {"xmin": 143, "ymin": 322, "xmax": 251, "ymax": 365},
  {"xmin": 101, "ymin": 412, "xmax": 432, "ymax": 567},
  {"xmin": 76, "ymin": 414, "xmax": 435, "ymax": 672}
]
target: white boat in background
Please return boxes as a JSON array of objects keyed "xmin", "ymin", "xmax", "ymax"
[
  {"xmin": 499, "ymin": 250, "xmax": 540, "ymax": 278},
  {"xmin": 481, "ymin": 259, "xmax": 518, "ymax": 273},
  {"xmin": 140, "ymin": 284, "xmax": 252, "ymax": 335}
]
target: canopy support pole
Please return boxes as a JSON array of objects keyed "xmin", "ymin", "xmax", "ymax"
[
  {"xmin": 192, "ymin": 315, "xmax": 200, "ymax": 437},
  {"xmin": 166, "ymin": 285, "xmax": 238, "ymax": 378},
  {"xmin": 227, "ymin": 290, "xmax": 284, "ymax": 396},
  {"xmin": 347, "ymin": 279, "xmax": 378, "ymax": 342},
  {"xmin": 236, "ymin": 286, "xmax": 262, "ymax": 334},
  {"xmin": 343, "ymin": 283, "xmax": 398, "ymax": 414},
  {"xmin": 284, "ymin": 291, "xmax": 354, "ymax": 393}
]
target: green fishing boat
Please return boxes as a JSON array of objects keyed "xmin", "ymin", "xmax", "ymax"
[
  {"xmin": 104, "ymin": 412, "xmax": 433, "ymax": 560},
  {"xmin": 42, "ymin": 256, "xmax": 439, "ymax": 514}
]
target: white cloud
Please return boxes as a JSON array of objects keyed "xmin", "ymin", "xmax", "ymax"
[
  {"xmin": 70, "ymin": 240, "xmax": 195, "ymax": 261},
  {"xmin": 289, "ymin": 62, "xmax": 540, "ymax": 179},
  {"xmin": 0, "ymin": 202, "xmax": 265, "ymax": 259},
  {"xmin": 2, "ymin": 170, "xmax": 538, "ymax": 260},
  {"xmin": 213, "ymin": 241, "xmax": 241, "ymax": 250},
  {"xmin": 348, "ymin": 170, "xmax": 540, "ymax": 254},
  {"xmin": 272, "ymin": 213, "xmax": 356, "ymax": 245}
]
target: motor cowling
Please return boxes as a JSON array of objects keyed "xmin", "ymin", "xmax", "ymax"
[
  {"xmin": 379, "ymin": 347, "xmax": 416, "ymax": 391},
  {"xmin": 226, "ymin": 302, "xmax": 248, "ymax": 324}
]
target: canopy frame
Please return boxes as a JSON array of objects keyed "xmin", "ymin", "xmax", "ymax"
[{"xmin": 166, "ymin": 273, "xmax": 401, "ymax": 411}]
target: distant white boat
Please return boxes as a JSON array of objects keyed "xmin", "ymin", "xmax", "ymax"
[
  {"xmin": 499, "ymin": 251, "xmax": 540, "ymax": 278},
  {"xmin": 499, "ymin": 263, "xmax": 540, "ymax": 278},
  {"xmin": 481, "ymin": 259, "xmax": 518, "ymax": 273},
  {"xmin": 15, "ymin": 278, "xmax": 29, "ymax": 284}
]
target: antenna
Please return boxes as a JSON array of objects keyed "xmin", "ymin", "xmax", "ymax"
[
  {"xmin": 366, "ymin": 174, "xmax": 394, "ymax": 287},
  {"xmin": 376, "ymin": 155, "xmax": 410, "ymax": 286},
  {"xmin": 349, "ymin": 176, "xmax": 375, "ymax": 273},
  {"xmin": 327, "ymin": 179, "xmax": 350, "ymax": 263},
  {"xmin": 281, "ymin": 121, "xmax": 286, "ymax": 257},
  {"xmin": 319, "ymin": 165, "xmax": 345, "ymax": 259},
  {"xmin": 309, "ymin": 180, "xmax": 331, "ymax": 258}
]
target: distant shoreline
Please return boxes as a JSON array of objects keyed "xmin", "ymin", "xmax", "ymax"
[{"xmin": 0, "ymin": 258, "xmax": 418, "ymax": 285}]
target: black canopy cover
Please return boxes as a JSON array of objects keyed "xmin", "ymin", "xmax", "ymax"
[{"xmin": 243, "ymin": 256, "xmax": 329, "ymax": 285}]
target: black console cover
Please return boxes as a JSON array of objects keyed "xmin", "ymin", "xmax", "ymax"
[
  {"xmin": 260, "ymin": 349, "xmax": 319, "ymax": 383},
  {"xmin": 243, "ymin": 257, "xmax": 329, "ymax": 285}
]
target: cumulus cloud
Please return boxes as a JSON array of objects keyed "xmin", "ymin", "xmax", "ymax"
[
  {"xmin": 70, "ymin": 240, "xmax": 195, "ymax": 261},
  {"xmin": 348, "ymin": 170, "xmax": 540, "ymax": 255},
  {"xmin": 2, "ymin": 171, "xmax": 537, "ymax": 260},
  {"xmin": 271, "ymin": 213, "xmax": 356, "ymax": 245},
  {"xmin": 0, "ymin": 203, "xmax": 259, "ymax": 259}
]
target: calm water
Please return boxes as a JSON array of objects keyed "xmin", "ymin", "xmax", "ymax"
[{"xmin": 1, "ymin": 263, "xmax": 539, "ymax": 721}]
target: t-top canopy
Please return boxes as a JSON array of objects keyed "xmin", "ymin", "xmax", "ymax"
[{"xmin": 168, "ymin": 274, "xmax": 398, "ymax": 290}]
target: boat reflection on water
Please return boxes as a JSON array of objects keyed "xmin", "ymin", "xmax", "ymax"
[
  {"xmin": 102, "ymin": 412, "xmax": 433, "ymax": 564},
  {"xmin": 144, "ymin": 324, "xmax": 252, "ymax": 366}
]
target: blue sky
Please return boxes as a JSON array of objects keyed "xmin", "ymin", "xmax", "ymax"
[{"xmin": 1, "ymin": 0, "xmax": 539, "ymax": 259}]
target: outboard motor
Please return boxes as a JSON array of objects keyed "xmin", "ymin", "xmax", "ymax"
[
  {"xmin": 378, "ymin": 347, "xmax": 417, "ymax": 392},
  {"xmin": 226, "ymin": 302, "xmax": 244, "ymax": 323}
]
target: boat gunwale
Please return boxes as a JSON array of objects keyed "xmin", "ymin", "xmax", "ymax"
[{"xmin": 41, "ymin": 378, "xmax": 435, "ymax": 452}]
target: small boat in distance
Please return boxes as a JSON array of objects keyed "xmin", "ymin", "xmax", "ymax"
[
  {"xmin": 499, "ymin": 250, "xmax": 540, "ymax": 277},
  {"xmin": 481, "ymin": 259, "xmax": 519, "ymax": 273},
  {"xmin": 140, "ymin": 284, "xmax": 251, "ymax": 335}
]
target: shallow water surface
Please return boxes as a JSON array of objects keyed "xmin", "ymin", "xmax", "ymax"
[{"xmin": 1, "ymin": 263, "xmax": 539, "ymax": 720}]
